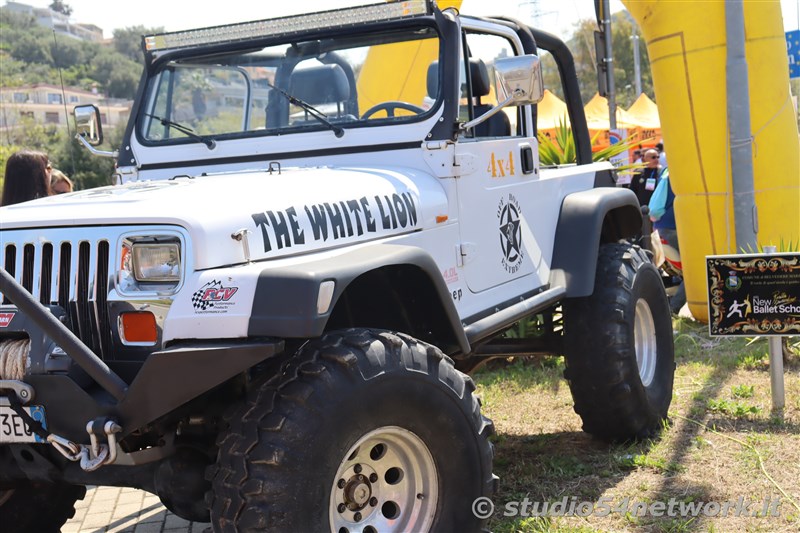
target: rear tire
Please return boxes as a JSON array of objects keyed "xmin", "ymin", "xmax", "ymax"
[
  {"xmin": 0, "ymin": 481, "xmax": 85, "ymax": 532},
  {"xmin": 208, "ymin": 328, "xmax": 495, "ymax": 532},
  {"xmin": 563, "ymin": 242, "xmax": 675, "ymax": 441}
]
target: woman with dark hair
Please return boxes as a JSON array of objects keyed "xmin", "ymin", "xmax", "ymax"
[{"xmin": 0, "ymin": 150, "xmax": 52, "ymax": 206}]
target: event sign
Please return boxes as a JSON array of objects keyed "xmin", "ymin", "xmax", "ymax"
[
  {"xmin": 608, "ymin": 128, "xmax": 629, "ymax": 170},
  {"xmin": 788, "ymin": 30, "xmax": 799, "ymax": 79},
  {"xmin": 707, "ymin": 253, "xmax": 800, "ymax": 336}
]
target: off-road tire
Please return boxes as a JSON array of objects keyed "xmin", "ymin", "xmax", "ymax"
[
  {"xmin": 563, "ymin": 242, "xmax": 674, "ymax": 441},
  {"xmin": 208, "ymin": 328, "xmax": 495, "ymax": 532},
  {"xmin": 0, "ymin": 481, "xmax": 86, "ymax": 532}
]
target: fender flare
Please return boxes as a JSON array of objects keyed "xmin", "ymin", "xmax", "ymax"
[
  {"xmin": 248, "ymin": 243, "xmax": 470, "ymax": 354},
  {"xmin": 550, "ymin": 188, "xmax": 643, "ymax": 297}
]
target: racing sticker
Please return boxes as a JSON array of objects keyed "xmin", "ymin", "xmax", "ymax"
[
  {"xmin": 0, "ymin": 313, "xmax": 14, "ymax": 327},
  {"xmin": 498, "ymin": 194, "xmax": 524, "ymax": 274},
  {"xmin": 191, "ymin": 280, "xmax": 239, "ymax": 314}
]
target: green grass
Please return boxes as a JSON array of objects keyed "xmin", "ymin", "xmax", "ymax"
[
  {"xmin": 474, "ymin": 316, "xmax": 799, "ymax": 532},
  {"xmin": 706, "ymin": 398, "xmax": 761, "ymax": 417}
]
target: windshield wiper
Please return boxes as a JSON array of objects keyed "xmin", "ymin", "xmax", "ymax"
[
  {"xmin": 145, "ymin": 113, "xmax": 216, "ymax": 149},
  {"xmin": 267, "ymin": 82, "xmax": 344, "ymax": 138}
]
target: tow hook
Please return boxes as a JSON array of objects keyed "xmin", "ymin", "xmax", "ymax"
[
  {"xmin": 0, "ymin": 381, "xmax": 122, "ymax": 472},
  {"xmin": 80, "ymin": 418, "xmax": 122, "ymax": 472},
  {"xmin": 45, "ymin": 418, "xmax": 122, "ymax": 472}
]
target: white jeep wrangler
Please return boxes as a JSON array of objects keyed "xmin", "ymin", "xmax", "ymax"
[{"xmin": 0, "ymin": 2, "xmax": 674, "ymax": 531}]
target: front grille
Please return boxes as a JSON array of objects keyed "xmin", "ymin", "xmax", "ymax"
[{"xmin": 0, "ymin": 230, "xmax": 111, "ymax": 358}]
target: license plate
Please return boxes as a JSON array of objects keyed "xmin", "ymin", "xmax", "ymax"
[{"xmin": 0, "ymin": 404, "xmax": 47, "ymax": 443}]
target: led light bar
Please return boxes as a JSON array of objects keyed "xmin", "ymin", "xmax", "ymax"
[{"xmin": 144, "ymin": 1, "xmax": 431, "ymax": 54}]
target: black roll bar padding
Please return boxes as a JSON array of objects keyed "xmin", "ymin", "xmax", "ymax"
[
  {"xmin": 0, "ymin": 267, "xmax": 128, "ymax": 402},
  {"xmin": 527, "ymin": 28, "xmax": 593, "ymax": 165}
]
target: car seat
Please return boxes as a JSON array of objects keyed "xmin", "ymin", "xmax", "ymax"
[
  {"xmin": 427, "ymin": 58, "xmax": 511, "ymax": 137},
  {"xmin": 288, "ymin": 64, "xmax": 352, "ymax": 120}
]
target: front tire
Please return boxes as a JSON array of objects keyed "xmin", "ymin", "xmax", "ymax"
[
  {"xmin": 208, "ymin": 329, "xmax": 495, "ymax": 532},
  {"xmin": 563, "ymin": 243, "xmax": 675, "ymax": 441},
  {"xmin": 0, "ymin": 481, "xmax": 85, "ymax": 532}
]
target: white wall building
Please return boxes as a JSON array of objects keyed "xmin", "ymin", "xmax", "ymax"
[
  {"xmin": 0, "ymin": 84, "xmax": 131, "ymax": 131},
  {"xmin": 3, "ymin": 1, "xmax": 104, "ymax": 42}
]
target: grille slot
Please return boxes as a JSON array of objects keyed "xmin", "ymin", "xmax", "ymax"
[
  {"xmin": 40, "ymin": 243, "xmax": 53, "ymax": 305},
  {"xmin": 22, "ymin": 244, "xmax": 34, "ymax": 293},
  {"xmin": 96, "ymin": 241, "xmax": 112, "ymax": 356},
  {"xmin": 58, "ymin": 242, "xmax": 71, "ymax": 310},
  {"xmin": 1, "ymin": 235, "xmax": 112, "ymax": 358},
  {"xmin": 2, "ymin": 245, "xmax": 15, "ymax": 304}
]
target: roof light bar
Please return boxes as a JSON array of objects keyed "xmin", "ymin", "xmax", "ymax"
[{"xmin": 144, "ymin": 1, "xmax": 431, "ymax": 54}]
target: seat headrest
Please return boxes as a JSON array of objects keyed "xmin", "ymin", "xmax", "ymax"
[
  {"xmin": 427, "ymin": 60, "xmax": 440, "ymax": 99},
  {"xmin": 288, "ymin": 64, "xmax": 350, "ymax": 105},
  {"xmin": 427, "ymin": 58, "xmax": 491, "ymax": 99},
  {"xmin": 469, "ymin": 58, "xmax": 491, "ymax": 98}
]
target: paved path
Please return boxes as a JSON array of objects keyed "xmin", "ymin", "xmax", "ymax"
[{"xmin": 63, "ymin": 487, "xmax": 207, "ymax": 533}]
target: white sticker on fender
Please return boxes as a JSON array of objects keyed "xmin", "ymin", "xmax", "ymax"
[
  {"xmin": 191, "ymin": 280, "xmax": 239, "ymax": 314},
  {"xmin": 163, "ymin": 266, "xmax": 260, "ymax": 343}
]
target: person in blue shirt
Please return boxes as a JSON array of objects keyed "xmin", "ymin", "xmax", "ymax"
[{"xmin": 649, "ymin": 169, "xmax": 685, "ymax": 314}]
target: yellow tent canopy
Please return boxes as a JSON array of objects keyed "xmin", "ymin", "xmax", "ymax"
[
  {"xmin": 583, "ymin": 93, "xmax": 638, "ymax": 130},
  {"xmin": 581, "ymin": 93, "xmax": 639, "ymax": 150},
  {"xmin": 537, "ymin": 89, "xmax": 570, "ymax": 130},
  {"xmin": 626, "ymin": 92, "xmax": 661, "ymax": 129},
  {"xmin": 623, "ymin": 93, "xmax": 661, "ymax": 149}
]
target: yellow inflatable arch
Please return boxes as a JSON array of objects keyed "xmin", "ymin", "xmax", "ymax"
[{"xmin": 623, "ymin": 1, "xmax": 800, "ymax": 320}]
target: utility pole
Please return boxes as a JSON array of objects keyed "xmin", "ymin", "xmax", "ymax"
[
  {"xmin": 601, "ymin": 0, "xmax": 616, "ymax": 129},
  {"xmin": 725, "ymin": 0, "xmax": 758, "ymax": 251},
  {"xmin": 631, "ymin": 32, "xmax": 642, "ymax": 96}
]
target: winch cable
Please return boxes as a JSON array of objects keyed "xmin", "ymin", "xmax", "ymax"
[{"xmin": 0, "ymin": 338, "xmax": 29, "ymax": 381}]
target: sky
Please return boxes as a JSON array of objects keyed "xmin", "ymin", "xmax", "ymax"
[{"xmin": 6, "ymin": 0, "xmax": 798, "ymax": 41}]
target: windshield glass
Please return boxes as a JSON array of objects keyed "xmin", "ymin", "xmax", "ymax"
[{"xmin": 140, "ymin": 26, "xmax": 440, "ymax": 144}]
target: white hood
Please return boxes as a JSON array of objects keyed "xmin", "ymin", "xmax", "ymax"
[{"xmin": 0, "ymin": 166, "xmax": 447, "ymax": 270}]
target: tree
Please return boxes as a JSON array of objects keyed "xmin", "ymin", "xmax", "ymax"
[
  {"xmin": 557, "ymin": 13, "xmax": 654, "ymax": 108},
  {"xmin": 107, "ymin": 68, "xmax": 141, "ymax": 99},
  {"xmin": 610, "ymin": 12, "xmax": 654, "ymax": 108},
  {"xmin": 10, "ymin": 33, "xmax": 53, "ymax": 65},
  {"xmin": 50, "ymin": 123, "xmax": 126, "ymax": 191},
  {"xmin": 50, "ymin": 36, "xmax": 86, "ymax": 68},
  {"xmin": 49, "ymin": 1, "xmax": 73, "ymax": 16},
  {"xmin": 90, "ymin": 48, "xmax": 142, "ymax": 99}
]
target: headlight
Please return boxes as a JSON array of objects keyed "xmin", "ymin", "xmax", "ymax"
[
  {"xmin": 132, "ymin": 243, "xmax": 181, "ymax": 282},
  {"xmin": 119, "ymin": 236, "xmax": 183, "ymax": 291}
]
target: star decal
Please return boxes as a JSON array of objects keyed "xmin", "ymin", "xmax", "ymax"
[{"xmin": 499, "ymin": 204, "xmax": 522, "ymax": 261}]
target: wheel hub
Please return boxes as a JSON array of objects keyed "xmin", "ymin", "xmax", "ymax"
[
  {"xmin": 329, "ymin": 426, "xmax": 438, "ymax": 532},
  {"xmin": 634, "ymin": 297, "xmax": 658, "ymax": 387},
  {"xmin": 343, "ymin": 475, "xmax": 372, "ymax": 511}
]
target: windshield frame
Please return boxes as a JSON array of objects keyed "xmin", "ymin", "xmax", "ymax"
[{"xmin": 135, "ymin": 17, "xmax": 445, "ymax": 148}]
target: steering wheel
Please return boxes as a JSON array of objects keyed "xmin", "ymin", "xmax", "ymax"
[{"xmin": 361, "ymin": 101, "xmax": 425, "ymax": 119}]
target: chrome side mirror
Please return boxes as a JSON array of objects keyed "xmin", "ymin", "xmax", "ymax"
[
  {"xmin": 460, "ymin": 54, "xmax": 544, "ymax": 133},
  {"xmin": 73, "ymin": 104, "xmax": 118, "ymax": 158},
  {"xmin": 74, "ymin": 104, "xmax": 103, "ymax": 146},
  {"xmin": 494, "ymin": 54, "xmax": 544, "ymax": 106}
]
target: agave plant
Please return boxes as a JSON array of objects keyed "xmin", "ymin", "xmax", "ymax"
[
  {"xmin": 741, "ymin": 239, "xmax": 799, "ymax": 254},
  {"xmin": 538, "ymin": 115, "xmax": 642, "ymax": 171}
]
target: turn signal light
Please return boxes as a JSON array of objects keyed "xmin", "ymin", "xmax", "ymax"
[{"xmin": 119, "ymin": 312, "xmax": 158, "ymax": 344}]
